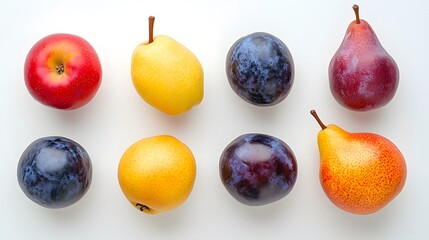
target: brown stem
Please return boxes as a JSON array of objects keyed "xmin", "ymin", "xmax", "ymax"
[
  {"xmin": 310, "ymin": 110, "xmax": 327, "ymax": 130},
  {"xmin": 353, "ymin": 4, "xmax": 361, "ymax": 24},
  {"xmin": 148, "ymin": 16, "xmax": 155, "ymax": 43}
]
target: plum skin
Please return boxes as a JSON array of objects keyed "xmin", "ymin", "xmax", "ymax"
[
  {"xmin": 17, "ymin": 136, "xmax": 92, "ymax": 208},
  {"xmin": 219, "ymin": 133, "xmax": 297, "ymax": 206},
  {"xmin": 226, "ymin": 32, "xmax": 294, "ymax": 106}
]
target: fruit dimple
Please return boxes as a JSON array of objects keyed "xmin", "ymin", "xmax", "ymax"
[{"xmin": 135, "ymin": 203, "xmax": 151, "ymax": 213}]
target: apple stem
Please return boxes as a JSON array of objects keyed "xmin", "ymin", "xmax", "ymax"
[
  {"xmin": 310, "ymin": 110, "xmax": 327, "ymax": 130},
  {"xmin": 148, "ymin": 16, "xmax": 155, "ymax": 43},
  {"xmin": 353, "ymin": 4, "xmax": 361, "ymax": 24},
  {"xmin": 56, "ymin": 64, "xmax": 65, "ymax": 75}
]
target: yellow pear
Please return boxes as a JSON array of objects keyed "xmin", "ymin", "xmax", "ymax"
[
  {"xmin": 131, "ymin": 16, "xmax": 204, "ymax": 115},
  {"xmin": 310, "ymin": 110, "xmax": 406, "ymax": 215},
  {"xmin": 117, "ymin": 135, "xmax": 197, "ymax": 214}
]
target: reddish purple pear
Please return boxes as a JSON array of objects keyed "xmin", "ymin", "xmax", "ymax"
[{"xmin": 329, "ymin": 5, "xmax": 399, "ymax": 111}]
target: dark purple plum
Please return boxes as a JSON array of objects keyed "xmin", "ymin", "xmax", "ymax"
[
  {"xmin": 17, "ymin": 136, "xmax": 92, "ymax": 208},
  {"xmin": 219, "ymin": 133, "xmax": 297, "ymax": 206},
  {"xmin": 226, "ymin": 32, "xmax": 294, "ymax": 106}
]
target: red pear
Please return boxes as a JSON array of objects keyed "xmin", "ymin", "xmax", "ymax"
[{"xmin": 329, "ymin": 5, "xmax": 399, "ymax": 111}]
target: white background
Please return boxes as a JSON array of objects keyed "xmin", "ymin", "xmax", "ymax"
[{"xmin": 1, "ymin": 0, "xmax": 428, "ymax": 239}]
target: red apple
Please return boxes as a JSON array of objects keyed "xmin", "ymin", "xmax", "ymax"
[{"xmin": 24, "ymin": 33, "xmax": 102, "ymax": 110}]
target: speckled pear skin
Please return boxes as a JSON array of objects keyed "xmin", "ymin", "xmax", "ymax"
[{"xmin": 317, "ymin": 124, "xmax": 407, "ymax": 215}]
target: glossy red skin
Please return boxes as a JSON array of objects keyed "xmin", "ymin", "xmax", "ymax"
[
  {"xmin": 24, "ymin": 33, "xmax": 102, "ymax": 110},
  {"xmin": 329, "ymin": 20, "xmax": 399, "ymax": 111}
]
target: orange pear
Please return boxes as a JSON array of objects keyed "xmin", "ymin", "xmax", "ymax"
[{"xmin": 310, "ymin": 110, "xmax": 406, "ymax": 215}]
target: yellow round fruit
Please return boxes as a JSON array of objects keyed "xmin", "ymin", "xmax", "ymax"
[{"xmin": 117, "ymin": 135, "xmax": 197, "ymax": 214}]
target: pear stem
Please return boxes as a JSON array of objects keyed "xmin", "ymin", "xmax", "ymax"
[
  {"xmin": 310, "ymin": 110, "xmax": 327, "ymax": 130},
  {"xmin": 148, "ymin": 16, "xmax": 155, "ymax": 43},
  {"xmin": 353, "ymin": 4, "xmax": 361, "ymax": 24}
]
